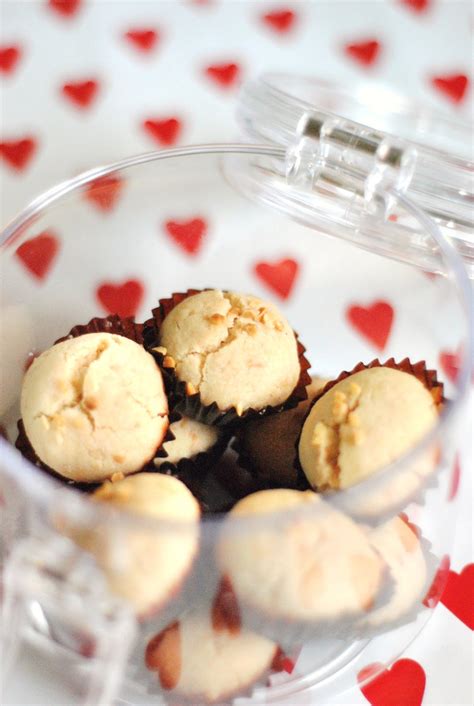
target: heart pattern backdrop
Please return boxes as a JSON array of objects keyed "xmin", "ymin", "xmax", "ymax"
[{"xmin": 1, "ymin": 2, "xmax": 473, "ymax": 705}]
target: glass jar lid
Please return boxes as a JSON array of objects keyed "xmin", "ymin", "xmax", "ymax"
[{"xmin": 234, "ymin": 73, "xmax": 473, "ymax": 276}]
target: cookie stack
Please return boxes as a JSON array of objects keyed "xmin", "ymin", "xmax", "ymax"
[{"xmin": 16, "ymin": 288, "xmax": 444, "ymax": 704}]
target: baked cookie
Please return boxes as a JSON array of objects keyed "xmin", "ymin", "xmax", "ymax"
[
  {"xmin": 145, "ymin": 609, "xmax": 277, "ymax": 703},
  {"xmin": 299, "ymin": 366, "xmax": 439, "ymax": 492},
  {"xmin": 217, "ymin": 488, "xmax": 384, "ymax": 624},
  {"xmin": 21, "ymin": 333, "xmax": 168, "ymax": 483},
  {"xmin": 72, "ymin": 472, "xmax": 200, "ymax": 616},
  {"xmin": 157, "ymin": 289, "xmax": 302, "ymax": 415}
]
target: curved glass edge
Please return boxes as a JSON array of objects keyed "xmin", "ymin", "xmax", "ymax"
[{"xmin": 0, "ymin": 145, "xmax": 472, "ymax": 532}]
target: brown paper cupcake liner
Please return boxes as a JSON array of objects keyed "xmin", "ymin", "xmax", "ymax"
[
  {"xmin": 16, "ymin": 315, "xmax": 172, "ymax": 492},
  {"xmin": 55, "ymin": 313, "xmax": 145, "ymax": 345},
  {"xmin": 142, "ymin": 289, "xmax": 312, "ymax": 428},
  {"xmin": 208, "ymin": 447, "xmax": 280, "ymax": 509},
  {"xmin": 295, "ymin": 357, "xmax": 445, "ymax": 523},
  {"xmin": 231, "ymin": 434, "xmax": 309, "ymax": 492}
]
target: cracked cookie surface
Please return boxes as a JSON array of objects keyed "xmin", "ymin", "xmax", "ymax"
[
  {"xmin": 159, "ymin": 290, "xmax": 300, "ymax": 412},
  {"xmin": 299, "ymin": 367, "xmax": 438, "ymax": 491},
  {"xmin": 21, "ymin": 332, "xmax": 168, "ymax": 482}
]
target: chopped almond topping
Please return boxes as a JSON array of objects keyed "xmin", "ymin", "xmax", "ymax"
[
  {"xmin": 347, "ymin": 411, "xmax": 360, "ymax": 427},
  {"xmin": 274, "ymin": 321, "xmax": 284, "ymax": 332},
  {"xmin": 84, "ymin": 397, "xmax": 98, "ymax": 410},
  {"xmin": 347, "ymin": 381, "xmax": 362, "ymax": 405},
  {"xmin": 163, "ymin": 356, "xmax": 176, "ymax": 369},
  {"xmin": 209, "ymin": 313, "xmax": 226, "ymax": 325},
  {"xmin": 186, "ymin": 382, "xmax": 197, "ymax": 396},
  {"xmin": 245, "ymin": 323, "xmax": 258, "ymax": 336},
  {"xmin": 311, "ymin": 421, "xmax": 328, "ymax": 447},
  {"xmin": 332, "ymin": 391, "xmax": 349, "ymax": 424},
  {"xmin": 242, "ymin": 310, "xmax": 257, "ymax": 320}
]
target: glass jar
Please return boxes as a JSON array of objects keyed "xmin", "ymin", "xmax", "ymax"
[{"xmin": 0, "ymin": 75, "xmax": 472, "ymax": 706}]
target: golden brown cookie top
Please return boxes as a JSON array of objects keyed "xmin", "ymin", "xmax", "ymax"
[
  {"xmin": 299, "ymin": 367, "xmax": 438, "ymax": 491},
  {"xmin": 21, "ymin": 333, "xmax": 168, "ymax": 483},
  {"xmin": 159, "ymin": 290, "xmax": 300, "ymax": 412}
]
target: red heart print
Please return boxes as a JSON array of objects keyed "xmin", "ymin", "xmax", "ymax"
[
  {"xmin": 62, "ymin": 80, "xmax": 99, "ymax": 109},
  {"xmin": 358, "ymin": 659, "xmax": 426, "ymax": 706},
  {"xmin": 143, "ymin": 118, "xmax": 182, "ymax": 146},
  {"xmin": 344, "ymin": 39, "xmax": 381, "ymax": 66},
  {"xmin": 423, "ymin": 555, "xmax": 450, "ymax": 608},
  {"xmin": 440, "ymin": 564, "xmax": 474, "ymax": 629},
  {"xmin": 346, "ymin": 301, "xmax": 394, "ymax": 350},
  {"xmin": 48, "ymin": 0, "xmax": 81, "ymax": 17},
  {"xmin": 431, "ymin": 74, "xmax": 469, "ymax": 104},
  {"xmin": 164, "ymin": 218, "xmax": 207, "ymax": 256},
  {"xmin": 124, "ymin": 28, "xmax": 158, "ymax": 53},
  {"xmin": 439, "ymin": 348, "xmax": 460, "ymax": 383},
  {"xmin": 85, "ymin": 175, "xmax": 123, "ymax": 212},
  {"xmin": 145, "ymin": 622, "xmax": 181, "ymax": 690},
  {"xmin": 448, "ymin": 454, "xmax": 461, "ymax": 501},
  {"xmin": 96, "ymin": 279, "xmax": 144, "ymax": 318},
  {"xmin": 211, "ymin": 576, "xmax": 241, "ymax": 635},
  {"xmin": 262, "ymin": 10, "xmax": 296, "ymax": 33},
  {"xmin": 400, "ymin": 0, "xmax": 430, "ymax": 12},
  {"xmin": 271, "ymin": 648, "xmax": 295, "ymax": 674},
  {"xmin": 15, "ymin": 232, "xmax": 60, "ymax": 281},
  {"xmin": 254, "ymin": 258, "xmax": 299, "ymax": 300},
  {"xmin": 0, "ymin": 137, "xmax": 37, "ymax": 171},
  {"xmin": 204, "ymin": 62, "xmax": 240, "ymax": 88},
  {"xmin": 0, "ymin": 45, "xmax": 21, "ymax": 74}
]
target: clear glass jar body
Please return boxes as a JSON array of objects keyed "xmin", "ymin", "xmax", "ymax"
[{"xmin": 0, "ymin": 146, "xmax": 471, "ymax": 706}]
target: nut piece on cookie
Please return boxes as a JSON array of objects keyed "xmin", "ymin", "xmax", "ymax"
[
  {"xmin": 217, "ymin": 489, "xmax": 384, "ymax": 623},
  {"xmin": 159, "ymin": 290, "xmax": 301, "ymax": 413},
  {"xmin": 298, "ymin": 367, "xmax": 439, "ymax": 492},
  {"xmin": 72, "ymin": 473, "xmax": 200, "ymax": 616},
  {"xmin": 21, "ymin": 333, "xmax": 168, "ymax": 483},
  {"xmin": 236, "ymin": 375, "xmax": 329, "ymax": 487},
  {"xmin": 145, "ymin": 610, "xmax": 277, "ymax": 703}
]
